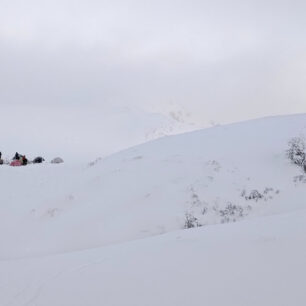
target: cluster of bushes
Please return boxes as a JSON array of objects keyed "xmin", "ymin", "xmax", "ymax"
[
  {"xmin": 184, "ymin": 201, "xmax": 251, "ymax": 228},
  {"xmin": 184, "ymin": 187, "xmax": 253, "ymax": 229},
  {"xmin": 183, "ymin": 137, "xmax": 306, "ymax": 230},
  {"xmin": 219, "ymin": 202, "xmax": 251, "ymax": 224},
  {"xmin": 241, "ymin": 187, "xmax": 279, "ymax": 202}
]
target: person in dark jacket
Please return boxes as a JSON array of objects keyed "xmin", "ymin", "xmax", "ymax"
[{"xmin": 13, "ymin": 152, "xmax": 20, "ymax": 160}]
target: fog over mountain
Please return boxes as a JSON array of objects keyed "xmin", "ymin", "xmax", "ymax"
[{"xmin": 1, "ymin": 0, "xmax": 306, "ymax": 126}]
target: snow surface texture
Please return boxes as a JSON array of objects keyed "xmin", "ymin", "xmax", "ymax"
[{"xmin": 1, "ymin": 114, "xmax": 306, "ymax": 305}]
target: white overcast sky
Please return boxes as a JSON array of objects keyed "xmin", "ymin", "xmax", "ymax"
[{"xmin": 1, "ymin": 0, "xmax": 306, "ymax": 124}]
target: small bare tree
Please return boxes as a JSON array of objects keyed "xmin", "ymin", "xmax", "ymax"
[{"xmin": 287, "ymin": 137, "xmax": 306, "ymax": 167}]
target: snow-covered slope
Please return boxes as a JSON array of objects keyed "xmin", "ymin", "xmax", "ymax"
[
  {"xmin": 0, "ymin": 104, "xmax": 199, "ymax": 162},
  {"xmin": 2, "ymin": 210, "xmax": 306, "ymax": 306},
  {"xmin": 1, "ymin": 114, "xmax": 306, "ymax": 305}
]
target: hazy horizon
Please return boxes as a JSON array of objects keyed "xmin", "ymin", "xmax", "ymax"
[{"xmin": 1, "ymin": 0, "xmax": 306, "ymax": 125}]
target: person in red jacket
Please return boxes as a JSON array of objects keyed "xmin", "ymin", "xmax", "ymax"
[{"xmin": 21, "ymin": 155, "xmax": 28, "ymax": 166}]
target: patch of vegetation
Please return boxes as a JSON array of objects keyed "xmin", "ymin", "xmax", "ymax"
[{"xmin": 287, "ymin": 137, "xmax": 306, "ymax": 169}]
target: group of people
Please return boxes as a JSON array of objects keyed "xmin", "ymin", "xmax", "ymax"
[
  {"xmin": 11, "ymin": 152, "xmax": 28, "ymax": 166},
  {"xmin": 0, "ymin": 152, "xmax": 45, "ymax": 166}
]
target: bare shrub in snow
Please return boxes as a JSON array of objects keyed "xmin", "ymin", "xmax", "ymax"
[
  {"xmin": 219, "ymin": 203, "xmax": 251, "ymax": 223},
  {"xmin": 242, "ymin": 187, "xmax": 279, "ymax": 202},
  {"xmin": 184, "ymin": 212, "xmax": 201, "ymax": 229},
  {"xmin": 186, "ymin": 187, "xmax": 208, "ymax": 219},
  {"xmin": 287, "ymin": 137, "xmax": 306, "ymax": 167},
  {"xmin": 245, "ymin": 190, "xmax": 263, "ymax": 201}
]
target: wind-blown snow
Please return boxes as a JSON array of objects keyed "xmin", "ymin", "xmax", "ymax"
[{"xmin": 1, "ymin": 114, "xmax": 306, "ymax": 305}]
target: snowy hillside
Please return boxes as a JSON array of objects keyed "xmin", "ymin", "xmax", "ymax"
[
  {"xmin": 1, "ymin": 114, "xmax": 306, "ymax": 305},
  {"xmin": 0, "ymin": 104, "xmax": 199, "ymax": 162}
]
